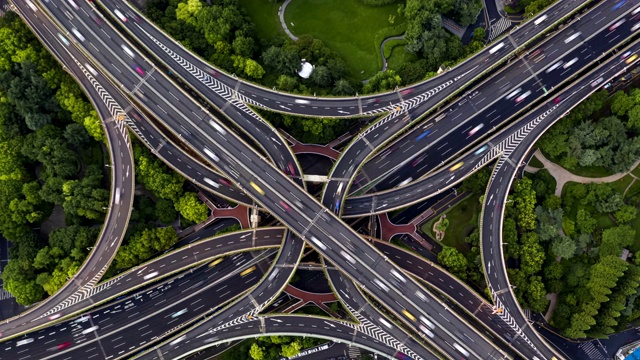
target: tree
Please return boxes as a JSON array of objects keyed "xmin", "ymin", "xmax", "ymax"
[
  {"xmin": 134, "ymin": 142, "xmax": 184, "ymax": 202},
  {"xmin": 309, "ymin": 65, "xmax": 332, "ymax": 88},
  {"xmin": 600, "ymin": 225, "xmax": 635, "ymax": 257},
  {"xmin": 615, "ymin": 204, "xmax": 637, "ymax": 224},
  {"xmin": 520, "ymin": 232, "xmax": 544, "ymax": 276},
  {"xmin": 280, "ymin": 341, "xmax": 301, "ymax": 357},
  {"xmin": 62, "ymin": 165, "xmax": 110, "ymax": 220},
  {"xmin": 551, "ymin": 236, "xmax": 576, "ymax": 259},
  {"xmin": 362, "ymin": 70, "xmax": 402, "ymax": 93},
  {"xmin": 526, "ymin": 275, "xmax": 550, "ymax": 313},
  {"xmin": 332, "ymin": 79, "xmax": 354, "ymax": 95},
  {"xmin": 437, "ymin": 246, "xmax": 468, "ymax": 280},
  {"xmin": 275, "ymin": 75, "xmax": 298, "ymax": 92},
  {"xmin": 611, "ymin": 91, "xmax": 634, "ymax": 117},
  {"xmin": 63, "ymin": 123, "xmax": 90, "ymax": 148},
  {"xmin": 176, "ymin": 0, "xmax": 202, "ymax": 26},
  {"xmin": 261, "ymin": 46, "xmax": 300, "ymax": 75},
  {"xmin": 512, "ymin": 178, "xmax": 537, "ymax": 231},
  {"xmin": 175, "ymin": 192, "xmax": 209, "ymax": 223},
  {"xmin": 576, "ymin": 208, "xmax": 597, "ymax": 235},
  {"xmin": 243, "ymin": 59, "xmax": 265, "ymax": 79},
  {"xmin": 232, "ymin": 36, "xmax": 254, "ymax": 58},
  {"xmin": 155, "ymin": 198, "xmax": 177, "ymax": 224},
  {"xmin": 249, "ymin": 343, "xmax": 264, "ymax": 360}
]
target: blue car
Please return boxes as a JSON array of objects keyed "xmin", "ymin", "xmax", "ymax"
[
  {"xmin": 416, "ymin": 129, "xmax": 431, "ymax": 141},
  {"xmin": 612, "ymin": 0, "xmax": 627, "ymax": 11}
]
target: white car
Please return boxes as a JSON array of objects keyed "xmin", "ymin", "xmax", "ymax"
[
  {"xmin": 390, "ymin": 269, "xmax": 406, "ymax": 283},
  {"xmin": 420, "ymin": 315, "xmax": 435, "ymax": 329},
  {"xmin": 114, "ymin": 9, "xmax": 127, "ymax": 22},
  {"xmin": 379, "ymin": 318, "xmax": 392, "ymax": 329},
  {"xmin": 81, "ymin": 326, "xmax": 99, "ymax": 335},
  {"xmin": 203, "ymin": 148, "xmax": 219, "ymax": 162},
  {"xmin": 562, "ymin": 57, "xmax": 578, "ymax": 69},
  {"xmin": 515, "ymin": 91, "xmax": 532, "ymax": 103},
  {"xmin": 340, "ymin": 250, "xmax": 356, "ymax": 264},
  {"xmin": 564, "ymin": 32, "xmax": 581, "ymax": 44},
  {"xmin": 373, "ymin": 278, "xmax": 390, "ymax": 291},
  {"xmin": 143, "ymin": 271, "xmax": 158, "ymax": 280},
  {"xmin": 310, "ymin": 236, "xmax": 326, "ymax": 250},
  {"xmin": 294, "ymin": 99, "xmax": 310, "ymax": 104},
  {"xmin": 468, "ymin": 123, "xmax": 484, "ymax": 136},
  {"xmin": 26, "ymin": 0, "xmax": 37, "ymax": 11},
  {"xmin": 546, "ymin": 61, "xmax": 564, "ymax": 73},
  {"xmin": 209, "ymin": 120, "xmax": 227, "ymax": 135},
  {"xmin": 67, "ymin": 0, "xmax": 79, "ymax": 10},
  {"xmin": 85, "ymin": 63, "xmax": 98, "ymax": 76},
  {"xmin": 121, "ymin": 45, "xmax": 135, "ymax": 58},
  {"xmin": 505, "ymin": 88, "xmax": 521, "ymax": 100},
  {"xmin": 203, "ymin": 178, "xmax": 220, "ymax": 188},
  {"xmin": 71, "ymin": 28, "xmax": 85, "ymax": 42},
  {"xmin": 57, "ymin": 33, "xmax": 70, "ymax": 46},
  {"xmin": 16, "ymin": 338, "xmax": 34, "ymax": 347},
  {"xmin": 591, "ymin": 77, "xmax": 604, "ymax": 88}
]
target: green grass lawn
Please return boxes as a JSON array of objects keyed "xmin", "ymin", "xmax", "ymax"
[
  {"xmin": 632, "ymin": 165, "xmax": 640, "ymax": 178},
  {"xmin": 566, "ymin": 165, "xmax": 614, "ymax": 178},
  {"xmin": 386, "ymin": 44, "xmax": 408, "ymax": 72},
  {"xmin": 284, "ymin": 0, "xmax": 405, "ymax": 80},
  {"xmin": 421, "ymin": 194, "xmax": 479, "ymax": 257},
  {"xmin": 627, "ymin": 179, "xmax": 640, "ymax": 198},
  {"xmin": 383, "ymin": 38, "xmax": 405, "ymax": 58},
  {"xmin": 527, "ymin": 155, "xmax": 544, "ymax": 168},
  {"xmin": 610, "ymin": 174, "xmax": 634, "ymax": 196},
  {"xmin": 238, "ymin": 0, "xmax": 284, "ymax": 41}
]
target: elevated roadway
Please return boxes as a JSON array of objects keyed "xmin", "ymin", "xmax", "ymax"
[{"xmin": 35, "ymin": 1, "xmax": 510, "ymax": 358}]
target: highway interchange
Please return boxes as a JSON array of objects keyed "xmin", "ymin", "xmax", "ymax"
[{"xmin": 2, "ymin": 0, "xmax": 639, "ymax": 359}]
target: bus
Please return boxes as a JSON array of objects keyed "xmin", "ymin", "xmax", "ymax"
[{"xmin": 240, "ymin": 266, "xmax": 256, "ymax": 277}]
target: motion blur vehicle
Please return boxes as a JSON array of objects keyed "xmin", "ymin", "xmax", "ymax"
[
  {"xmin": 416, "ymin": 129, "xmax": 431, "ymax": 141},
  {"xmin": 564, "ymin": 32, "xmax": 581, "ymax": 43},
  {"xmin": 85, "ymin": 63, "xmax": 98, "ymax": 76},
  {"xmin": 114, "ymin": 8, "xmax": 127, "ymax": 22},
  {"xmin": 279, "ymin": 200, "xmax": 291, "ymax": 211},
  {"xmin": 609, "ymin": 18, "xmax": 626, "ymax": 31},
  {"xmin": 474, "ymin": 145, "xmax": 488, "ymax": 155},
  {"xmin": 121, "ymin": 45, "xmax": 135, "ymax": 58},
  {"xmin": 546, "ymin": 61, "xmax": 564, "ymax": 73},
  {"xmin": 310, "ymin": 236, "xmax": 327, "ymax": 250},
  {"xmin": 48, "ymin": 313, "xmax": 62, "ymax": 321},
  {"xmin": 67, "ymin": 0, "xmax": 79, "ymax": 10},
  {"xmin": 515, "ymin": 91, "xmax": 532, "ymax": 103},
  {"xmin": 591, "ymin": 77, "xmax": 605, "ymax": 87},
  {"xmin": 81, "ymin": 326, "xmax": 99, "ymax": 334},
  {"xmin": 612, "ymin": 0, "xmax": 627, "ymax": 11},
  {"xmin": 400, "ymin": 89, "xmax": 414, "ymax": 95},
  {"xmin": 468, "ymin": 124, "xmax": 484, "ymax": 136},
  {"xmin": 294, "ymin": 99, "xmax": 310, "ymax": 104},
  {"xmin": 57, "ymin": 33, "xmax": 70, "ymax": 46},
  {"xmin": 208, "ymin": 257, "xmax": 224, "ymax": 267},
  {"xmin": 209, "ymin": 120, "xmax": 227, "ymax": 135},
  {"xmin": 71, "ymin": 28, "xmax": 84, "ymax": 42},
  {"xmin": 250, "ymin": 181, "xmax": 265, "ymax": 195},
  {"xmin": 379, "ymin": 318, "xmax": 393, "ymax": 329},
  {"xmin": 340, "ymin": 250, "xmax": 356, "ymax": 264},
  {"xmin": 449, "ymin": 162, "xmax": 463, "ymax": 172},
  {"xmin": 16, "ymin": 338, "xmax": 34, "ymax": 347},
  {"xmin": 171, "ymin": 309, "xmax": 188, "ymax": 318},
  {"xmin": 626, "ymin": 54, "xmax": 639, "ymax": 64},
  {"xmin": 143, "ymin": 271, "xmax": 158, "ymax": 280},
  {"xmin": 505, "ymin": 88, "xmax": 522, "ymax": 100},
  {"xmin": 203, "ymin": 177, "xmax": 220, "ymax": 188},
  {"xmin": 402, "ymin": 309, "xmax": 416, "ymax": 321},
  {"xmin": 562, "ymin": 57, "xmax": 578, "ymax": 69},
  {"xmin": 134, "ymin": 65, "xmax": 145, "ymax": 76},
  {"xmin": 26, "ymin": 0, "xmax": 37, "ymax": 11},
  {"xmin": 240, "ymin": 266, "xmax": 256, "ymax": 276}
]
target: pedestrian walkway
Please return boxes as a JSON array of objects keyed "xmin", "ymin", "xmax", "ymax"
[
  {"xmin": 282, "ymin": 284, "xmax": 338, "ymax": 316},
  {"xmin": 489, "ymin": 17, "xmax": 513, "ymax": 41},
  {"xmin": 379, "ymin": 35, "xmax": 405, "ymax": 72},
  {"xmin": 278, "ymin": 0, "xmax": 298, "ymax": 41},
  {"xmin": 527, "ymin": 149, "xmax": 640, "ymax": 196},
  {"xmin": 377, "ymin": 213, "xmax": 433, "ymax": 250},
  {"xmin": 197, "ymin": 192, "xmax": 250, "ymax": 228},
  {"xmin": 280, "ymin": 130, "xmax": 341, "ymax": 160}
]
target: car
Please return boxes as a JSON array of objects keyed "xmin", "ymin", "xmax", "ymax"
[
  {"xmin": 633, "ymin": 5, "xmax": 640, "ymax": 16},
  {"xmin": 203, "ymin": 148, "xmax": 219, "ymax": 162},
  {"xmin": 420, "ymin": 315, "xmax": 435, "ymax": 329},
  {"xmin": 397, "ymin": 177, "xmax": 412, "ymax": 187},
  {"xmin": 411, "ymin": 154, "xmax": 427, "ymax": 167},
  {"xmin": 67, "ymin": 0, "xmax": 79, "ymax": 10},
  {"xmin": 340, "ymin": 250, "xmax": 356, "ymax": 264},
  {"xmin": 209, "ymin": 120, "xmax": 227, "ymax": 135},
  {"xmin": 400, "ymin": 89, "xmax": 414, "ymax": 95},
  {"xmin": 562, "ymin": 57, "xmax": 578, "ymax": 69},
  {"xmin": 505, "ymin": 88, "xmax": 522, "ymax": 100},
  {"xmin": 92, "ymin": 15, "xmax": 103, "ymax": 25},
  {"xmin": 626, "ymin": 54, "xmax": 639, "ymax": 64},
  {"xmin": 449, "ymin": 162, "xmax": 463, "ymax": 172},
  {"xmin": 553, "ymin": 96, "xmax": 562, "ymax": 104},
  {"xmin": 334, "ymin": 199, "xmax": 340, "ymax": 212},
  {"xmin": 71, "ymin": 28, "xmax": 84, "ymax": 42},
  {"xmin": 336, "ymin": 182, "xmax": 344, "ymax": 195},
  {"xmin": 474, "ymin": 145, "xmax": 488, "ymax": 155},
  {"xmin": 415, "ymin": 291, "xmax": 428, "ymax": 302},
  {"xmin": 546, "ymin": 61, "xmax": 564, "ymax": 73},
  {"xmin": 591, "ymin": 77, "xmax": 605, "ymax": 88},
  {"xmin": 240, "ymin": 266, "xmax": 256, "ymax": 276},
  {"xmin": 609, "ymin": 19, "xmax": 626, "ymax": 31},
  {"xmin": 373, "ymin": 278, "xmax": 390, "ymax": 291},
  {"xmin": 16, "ymin": 338, "xmax": 34, "ymax": 346},
  {"xmin": 279, "ymin": 200, "xmax": 291, "ymax": 211},
  {"xmin": 287, "ymin": 162, "xmax": 295, "ymax": 175},
  {"xmin": 85, "ymin": 63, "xmax": 98, "ymax": 76},
  {"xmin": 379, "ymin": 318, "xmax": 392, "ymax": 329},
  {"xmin": 114, "ymin": 9, "xmax": 127, "ymax": 22},
  {"xmin": 169, "ymin": 335, "xmax": 186, "ymax": 345},
  {"xmin": 390, "ymin": 269, "xmax": 406, "ymax": 283},
  {"xmin": 48, "ymin": 313, "xmax": 62, "ymax": 321},
  {"xmin": 416, "ymin": 129, "xmax": 431, "ymax": 141},
  {"xmin": 468, "ymin": 123, "xmax": 484, "ymax": 136},
  {"xmin": 57, "ymin": 33, "xmax": 70, "ymax": 46},
  {"xmin": 419, "ymin": 325, "xmax": 435, "ymax": 338},
  {"xmin": 622, "ymin": 51, "xmax": 633, "ymax": 59},
  {"xmin": 534, "ymin": 14, "xmax": 547, "ymax": 25},
  {"xmin": 208, "ymin": 257, "xmax": 224, "ymax": 267},
  {"xmin": 219, "ymin": 178, "xmax": 232, "ymax": 186},
  {"xmin": 633, "ymin": 22, "xmax": 640, "ymax": 32},
  {"xmin": 250, "ymin": 181, "xmax": 265, "ymax": 195},
  {"xmin": 26, "ymin": 0, "xmax": 37, "ymax": 11},
  {"xmin": 612, "ymin": 0, "xmax": 627, "ymax": 11},
  {"xmin": 81, "ymin": 326, "xmax": 99, "ymax": 334},
  {"xmin": 134, "ymin": 65, "xmax": 145, "ymax": 76},
  {"xmin": 515, "ymin": 91, "xmax": 532, "ymax": 103},
  {"xmin": 402, "ymin": 309, "xmax": 416, "ymax": 321},
  {"xmin": 121, "ymin": 45, "xmax": 135, "ymax": 58},
  {"xmin": 171, "ymin": 309, "xmax": 188, "ymax": 318},
  {"xmin": 143, "ymin": 271, "xmax": 158, "ymax": 280},
  {"xmin": 203, "ymin": 177, "xmax": 220, "ymax": 188},
  {"xmin": 564, "ymin": 32, "xmax": 581, "ymax": 44},
  {"xmin": 56, "ymin": 341, "xmax": 72, "ymax": 350},
  {"xmin": 294, "ymin": 99, "xmax": 310, "ymax": 104},
  {"xmin": 310, "ymin": 236, "xmax": 327, "ymax": 250},
  {"xmin": 489, "ymin": 42, "xmax": 505, "ymax": 54}
]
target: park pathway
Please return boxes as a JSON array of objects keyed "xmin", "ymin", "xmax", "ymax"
[
  {"xmin": 528, "ymin": 149, "xmax": 640, "ymax": 196},
  {"xmin": 279, "ymin": 0, "xmax": 298, "ymax": 41},
  {"xmin": 379, "ymin": 35, "xmax": 405, "ymax": 72}
]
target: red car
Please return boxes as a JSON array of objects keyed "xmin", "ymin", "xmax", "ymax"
[
  {"xmin": 287, "ymin": 162, "xmax": 295, "ymax": 175},
  {"xmin": 56, "ymin": 342, "xmax": 71, "ymax": 350},
  {"xmin": 400, "ymin": 89, "xmax": 414, "ymax": 95},
  {"xmin": 219, "ymin": 178, "xmax": 232, "ymax": 186},
  {"xmin": 279, "ymin": 200, "xmax": 291, "ymax": 211}
]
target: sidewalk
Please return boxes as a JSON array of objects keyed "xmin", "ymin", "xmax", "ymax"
[
  {"xmin": 280, "ymin": 130, "xmax": 341, "ymax": 160},
  {"xmin": 282, "ymin": 284, "xmax": 338, "ymax": 317},
  {"xmin": 528, "ymin": 149, "xmax": 640, "ymax": 196},
  {"xmin": 278, "ymin": 0, "xmax": 298, "ymax": 41},
  {"xmin": 197, "ymin": 192, "xmax": 250, "ymax": 228}
]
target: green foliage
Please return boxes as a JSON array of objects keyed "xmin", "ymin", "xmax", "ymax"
[
  {"xmin": 62, "ymin": 165, "xmax": 110, "ymax": 220},
  {"xmin": 257, "ymin": 109, "xmax": 358, "ymax": 144},
  {"xmin": 133, "ymin": 140, "xmax": 185, "ymax": 202},
  {"xmin": 437, "ymin": 245, "xmax": 468, "ymax": 280},
  {"xmin": 215, "ymin": 223, "xmax": 242, "ymax": 236},
  {"xmin": 115, "ymin": 226, "xmax": 178, "ymax": 270},
  {"xmin": 460, "ymin": 166, "xmax": 491, "ymax": 194},
  {"xmin": 512, "ymin": 177, "xmax": 537, "ymax": 231},
  {"xmin": 600, "ymin": 225, "xmax": 635, "ymax": 258},
  {"xmin": 615, "ymin": 204, "xmax": 637, "ymax": 224},
  {"xmin": 362, "ymin": 70, "xmax": 402, "ymax": 93},
  {"xmin": 175, "ymin": 192, "xmax": 209, "ymax": 223},
  {"xmin": 155, "ymin": 198, "xmax": 178, "ymax": 224}
]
